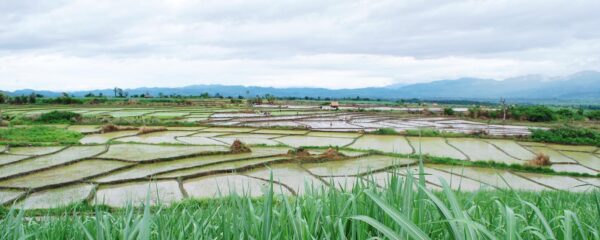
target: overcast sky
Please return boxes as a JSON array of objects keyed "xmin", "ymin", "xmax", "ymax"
[{"xmin": 1, "ymin": 0, "xmax": 600, "ymax": 91}]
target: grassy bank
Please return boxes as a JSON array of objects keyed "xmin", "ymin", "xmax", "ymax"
[
  {"xmin": 0, "ymin": 126, "xmax": 83, "ymax": 145},
  {"xmin": 1, "ymin": 172, "xmax": 599, "ymax": 239}
]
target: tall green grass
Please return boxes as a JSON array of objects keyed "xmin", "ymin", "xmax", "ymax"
[{"xmin": 1, "ymin": 171, "xmax": 599, "ymax": 239}]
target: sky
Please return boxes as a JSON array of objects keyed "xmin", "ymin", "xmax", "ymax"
[{"xmin": 1, "ymin": 0, "xmax": 600, "ymax": 91}]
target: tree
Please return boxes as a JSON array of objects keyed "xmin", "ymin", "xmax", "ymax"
[
  {"xmin": 28, "ymin": 92, "xmax": 37, "ymax": 104},
  {"xmin": 85, "ymin": 93, "xmax": 96, "ymax": 98},
  {"xmin": 443, "ymin": 107, "xmax": 454, "ymax": 116},
  {"xmin": 0, "ymin": 93, "xmax": 6, "ymax": 104}
]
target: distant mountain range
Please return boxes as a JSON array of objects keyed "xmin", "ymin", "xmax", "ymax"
[{"xmin": 3, "ymin": 71, "xmax": 600, "ymax": 102}]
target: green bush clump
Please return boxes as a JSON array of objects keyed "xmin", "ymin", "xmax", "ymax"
[
  {"xmin": 509, "ymin": 105, "xmax": 556, "ymax": 122},
  {"xmin": 587, "ymin": 110, "xmax": 600, "ymax": 120},
  {"xmin": 35, "ymin": 111, "xmax": 81, "ymax": 123},
  {"xmin": 531, "ymin": 126, "xmax": 600, "ymax": 146},
  {"xmin": 373, "ymin": 128, "xmax": 398, "ymax": 135},
  {"xmin": 0, "ymin": 126, "xmax": 82, "ymax": 144}
]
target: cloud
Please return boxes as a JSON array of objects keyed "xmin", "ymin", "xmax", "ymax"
[{"xmin": 0, "ymin": 0, "xmax": 599, "ymax": 90}]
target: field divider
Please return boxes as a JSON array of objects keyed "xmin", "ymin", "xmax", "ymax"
[
  {"xmin": 94, "ymin": 155, "xmax": 290, "ymax": 185},
  {"xmin": 176, "ymin": 178, "xmax": 189, "ymax": 198},
  {"xmin": 508, "ymin": 171, "xmax": 558, "ymax": 190},
  {"xmin": 481, "ymin": 139, "xmax": 524, "ymax": 162},
  {"xmin": 427, "ymin": 165, "xmax": 502, "ymax": 190},
  {"xmin": 443, "ymin": 138, "xmax": 471, "ymax": 161},
  {"xmin": 0, "ymin": 145, "xmax": 110, "ymax": 182},
  {"xmin": 402, "ymin": 135, "xmax": 417, "ymax": 154},
  {"xmin": 95, "ymin": 149, "xmax": 231, "ymax": 164},
  {"xmin": 302, "ymin": 161, "xmax": 419, "ymax": 179},
  {"xmin": 1, "ymin": 190, "xmax": 29, "ymax": 207},
  {"xmin": 241, "ymin": 174, "xmax": 297, "ymax": 196},
  {"xmin": 0, "ymin": 146, "xmax": 70, "ymax": 168},
  {"xmin": 341, "ymin": 134, "xmax": 363, "ymax": 148}
]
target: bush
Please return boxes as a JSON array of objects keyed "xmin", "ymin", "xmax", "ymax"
[
  {"xmin": 443, "ymin": 107, "xmax": 454, "ymax": 116},
  {"xmin": 35, "ymin": 111, "xmax": 81, "ymax": 123},
  {"xmin": 530, "ymin": 126, "xmax": 600, "ymax": 146},
  {"xmin": 372, "ymin": 128, "xmax": 398, "ymax": 135},
  {"xmin": 510, "ymin": 106, "xmax": 556, "ymax": 122},
  {"xmin": 586, "ymin": 110, "xmax": 600, "ymax": 120}
]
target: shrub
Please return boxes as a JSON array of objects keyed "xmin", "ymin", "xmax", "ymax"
[
  {"xmin": 509, "ymin": 106, "xmax": 556, "ymax": 122},
  {"xmin": 35, "ymin": 111, "xmax": 81, "ymax": 123},
  {"xmin": 586, "ymin": 110, "xmax": 600, "ymax": 120},
  {"xmin": 530, "ymin": 126, "xmax": 600, "ymax": 146},
  {"xmin": 443, "ymin": 107, "xmax": 454, "ymax": 116},
  {"xmin": 373, "ymin": 128, "xmax": 398, "ymax": 135}
]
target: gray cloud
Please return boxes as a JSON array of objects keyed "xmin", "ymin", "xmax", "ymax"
[{"xmin": 1, "ymin": 0, "xmax": 599, "ymax": 90}]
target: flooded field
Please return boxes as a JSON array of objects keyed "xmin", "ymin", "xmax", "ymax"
[
  {"xmin": 2, "ymin": 106, "xmax": 541, "ymax": 136},
  {"xmin": 0, "ymin": 116, "xmax": 598, "ymax": 208}
]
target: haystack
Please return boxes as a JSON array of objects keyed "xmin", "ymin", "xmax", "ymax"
[{"xmin": 231, "ymin": 139, "xmax": 251, "ymax": 153}]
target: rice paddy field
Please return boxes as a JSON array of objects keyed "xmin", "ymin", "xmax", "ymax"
[{"xmin": 0, "ymin": 105, "xmax": 599, "ymax": 239}]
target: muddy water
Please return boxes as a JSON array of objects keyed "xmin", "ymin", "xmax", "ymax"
[
  {"xmin": 399, "ymin": 166, "xmax": 491, "ymax": 191},
  {"xmin": 253, "ymin": 129, "xmax": 309, "ymax": 135},
  {"xmin": 0, "ymin": 154, "xmax": 31, "ymax": 165},
  {"xmin": 559, "ymin": 151, "xmax": 600, "ymax": 171},
  {"xmin": 155, "ymin": 156, "xmax": 288, "ymax": 178},
  {"xmin": 427, "ymin": 165, "xmax": 547, "ymax": 191},
  {"xmin": 118, "ymin": 131, "xmax": 195, "ymax": 144},
  {"xmin": 0, "ymin": 145, "xmax": 106, "ymax": 178},
  {"xmin": 7, "ymin": 146, "xmax": 65, "ymax": 156},
  {"xmin": 348, "ymin": 135, "xmax": 413, "ymax": 154},
  {"xmin": 0, "ymin": 189, "xmax": 23, "ymax": 204},
  {"xmin": 79, "ymin": 130, "xmax": 139, "ymax": 144},
  {"xmin": 0, "ymin": 160, "xmax": 132, "ymax": 188},
  {"xmin": 176, "ymin": 136, "xmax": 226, "ymax": 145},
  {"xmin": 405, "ymin": 137, "xmax": 468, "ymax": 160},
  {"xmin": 19, "ymin": 184, "xmax": 94, "ymax": 209},
  {"xmin": 550, "ymin": 164, "xmax": 598, "ymax": 175},
  {"xmin": 98, "ymin": 144, "xmax": 229, "ymax": 162},
  {"xmin": 447, "ymin": 138, "xmax": 518, "ymax": 163},
  {"xmin": 95, "ymin": 181, "xmax": 182, "ymax": 207},
  {"xmin": 483, "ymin": 139, "xmax": 535, "ymax": 160},
  {"xmin": 94, "ymin": 148, "xmax": 289, "ymax": 182},
  {"xmin": 526, "ymin": 146, "xmax": 578, "ymax": 163},
  {"xmin": 514, "ymin": 172, "xmax": 595, "ymax": 192},
  {"xmin": 302, "ymin": 155, "xmax": 415, "ymax": 177},
  {"xmin": 545, "ymin": 144, "xmax": 598, "ymax": 152},
  {"xmin": 184, "ymin": 174, "xmax": 288, "ymax": 198},
  {"xmin": 307, "ymin": 132, "xmax": 362, "ymax": 138},
  {"xmin": 200, "ymin": 127, "xmax": 256, "ymax": 133},
  {"xmin": 243, "ymin": 163, "xmax": 322, "ymax": 194},
  {"xmin": 274, "ymin": 136, "xmax": 355, "ymax": 148}
]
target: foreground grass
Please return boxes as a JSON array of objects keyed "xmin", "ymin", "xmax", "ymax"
[
  {"xmin": 0, "ymin": 126, "xmax": 82, "ymax": 145},
  {"xmin": 1, "ymin": 172, "xmax": 599, "ymax": 239}
]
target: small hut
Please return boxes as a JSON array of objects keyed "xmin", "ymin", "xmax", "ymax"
[{"xmin": 330, "ymin": 101, "xmax": 340, "ymax": 110}]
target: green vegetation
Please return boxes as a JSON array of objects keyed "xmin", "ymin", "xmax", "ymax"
[
  {"xmin": 421, "ymin": 154, "xmax": 600, "ymax": 178},
  {"xmin": 1, "ymin": 173, "xmax": 598, "ymax": 239},
  {"xmin": 531, "ymin": 126, "xmax": 600, "ymax": 146},
  {"xmin": 404, "ymin": 128, "xmax": 469, "ymax": 137},
  {"xmin": 373, "ymin": 128, "xmax": 399, "ymax": 135},
  {"xmin": 35, "ymin": 111, "xmax": 82, "ymax": 123},
  {"xmin": 587, "ymin": 110, "xmax": 600, "ymax": 120},
  {"xmin": 0, "ymin": 126, "xmax": 83, "ymax": 145}
]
